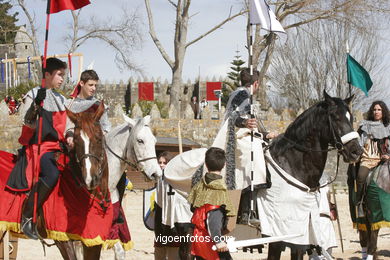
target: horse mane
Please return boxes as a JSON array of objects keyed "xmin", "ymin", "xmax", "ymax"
[
  {"xmin": 78, "ymin": 112, "xmax": 102, "ymax": 141},
  {"xmin": 271, "ymin": 101, "xmax": 330, "ymax": 155},
  {"xmin": 272, "ymin": 96, "xmax": 350, "ymax": 155}
]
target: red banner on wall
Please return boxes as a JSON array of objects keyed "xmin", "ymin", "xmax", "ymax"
[
  {"xmin": 206, "ymin": 82, "xmax": 222, "ymax": 101},
  {"xmin": 138, "ymin": 82, "xmax": 154, "ymax": 101}
]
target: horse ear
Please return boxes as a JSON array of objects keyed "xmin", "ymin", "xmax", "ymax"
[
  {"xmin": 93, "ymin": 101, "xmax": 105, "ymax": 121},
  {"xmin": 323, "ymin": 90, "xmax": 334, "ymax": 105},
  {"xmin": 143, "ymin": 115, "xmax": 151, "ymax": 126},
  {"xmin": 66, "ymin": 109, "xmax": 78, "ymax": 124},
  {"xmin": 344, "ymin": 95, "xmax": 355, "ymax": 105},
  {"xmin": 123, "ymin": 114, "xmax": 136, "ymax": 127}
]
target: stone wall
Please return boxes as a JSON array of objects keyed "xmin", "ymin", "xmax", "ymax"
[{"xmin": 0, "ymin": 100, "xmax": 361, "ymax": 187}]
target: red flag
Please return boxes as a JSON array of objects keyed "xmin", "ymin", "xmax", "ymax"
[
  {"xmin": 70, "ymin": 82, "xmax": 81, "ymax": 98},
  {"xmin": 138, "ymin": 82, "xmax": 154, "ymax": 101},
  {"xmin": 206, "ymin": 82, "xmax": 222, "ymax": 101},
  {"xmin": 50, "ymin": 0, "xmax": 90, "ymax": 14}
]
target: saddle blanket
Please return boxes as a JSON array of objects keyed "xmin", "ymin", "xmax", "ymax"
[
  {"xmin": 257, "ymin": 152, "xmax": 323, "ymax": 246},
  {"xmin": 0, "ymin": 150, "xmax": 114, "ymax": 247}
]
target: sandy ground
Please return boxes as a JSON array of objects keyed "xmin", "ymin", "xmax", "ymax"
[{"xmin": 14, "ymin": 191, "xmax": 390, "ymax": 260}]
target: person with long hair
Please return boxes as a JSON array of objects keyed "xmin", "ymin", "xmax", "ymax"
[
  {"xmin": 356, "ymin": 101, "xmax": 390, "ymax": 207},
  {"xmin": 354, "ymin": 100, "xmax": 390, "ymax": 259}
]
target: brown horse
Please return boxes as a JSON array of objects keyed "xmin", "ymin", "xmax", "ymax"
[{"xmin": 50, "ymin": 102, "xmax": 109, "ymax": 260}]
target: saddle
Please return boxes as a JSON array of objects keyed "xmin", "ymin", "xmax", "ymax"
[{"xmin": 371, "ymin": 161, "xmax": 390, "ymax": 193}]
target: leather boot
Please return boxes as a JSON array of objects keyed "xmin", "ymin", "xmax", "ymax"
[{"xmin": 21, "ymin": 179, "xmax": 51, "ymax": 240}]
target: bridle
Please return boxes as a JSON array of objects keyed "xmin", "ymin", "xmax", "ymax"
[
  {"xmin": 104, "ymin": 126, "xmax": 156, "ymax": 173},
  {"xmin": 269, "ymin": 111, "xmax": 360, "ymax": 191},
  {"xmin": 72, "ymin": 124, "xmax": 107, "ymax": 182}
]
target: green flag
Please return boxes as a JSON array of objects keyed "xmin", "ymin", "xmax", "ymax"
[{"xmin": 347, "ymin": 54, "xmax": 373, "ymax": 96}]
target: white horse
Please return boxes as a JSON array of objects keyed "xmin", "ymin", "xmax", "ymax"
[{"xmin": 74, "ymin": 114, "xmax": 162, "ymax": 260}]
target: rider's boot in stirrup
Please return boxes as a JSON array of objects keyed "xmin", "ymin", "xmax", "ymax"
[{"xmin": 21, "ymin": 179, "xmax": 51, "ymax": 239}]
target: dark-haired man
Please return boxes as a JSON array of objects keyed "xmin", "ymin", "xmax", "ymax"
[{"xmin": 10, "ymin": 57, "xmax": 71, "ymax": 239}]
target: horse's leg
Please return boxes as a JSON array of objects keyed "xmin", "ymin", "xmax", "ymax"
[
  {"xmin": 267, "ymin": 242, "xmax": 282, "ymax": 260},
  {"xmin": 83, "ymin": 244, "xmax": 102, "ymax": 260},
  {"xmin": 55, "ymin": 241, "xmax": 78, "ymax": 260},
  {"xmin": 367, "ymin": 228, "xmax": 380, "ymax": 260},
  {"xmin": 290, "ymin": 248, "xmax": 304, "ymax": 260},
  {"xmin": 73, "ymin": 241, "xmax": 84, "ymax": 260},
  {"xmin": 178, "ymin": 225, "xmax": 193, "ymax": 260},
  {"xmin": 113, "ymin": 241, "xmax": 126, "ymax": 260}
]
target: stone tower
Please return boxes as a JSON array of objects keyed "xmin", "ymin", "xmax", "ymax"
[{"xmin": 14, "ymin": 26, "xmax": 39, "ymax": 83}]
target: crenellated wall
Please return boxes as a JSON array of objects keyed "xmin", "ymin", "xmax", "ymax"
[{"xmin": 0, "ymin": 100, "xmax": 363, "ymax": 187}]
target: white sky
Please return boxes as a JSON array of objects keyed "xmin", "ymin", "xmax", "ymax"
[
  {"xmin": 12, "ymin": 0, "xmax": 249, "ymax": 83},
  {"xmin": 10, "ymin": 0, "xmax": 390, "ymax": 110}
]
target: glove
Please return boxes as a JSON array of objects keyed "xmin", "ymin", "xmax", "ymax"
[
  {"xmin": 24, "ymin": 103, "xmax": 39, "ymax": 125},
  {"xmin": 35, "ymin": 87, "xmax": 47, "ymax": 105}
]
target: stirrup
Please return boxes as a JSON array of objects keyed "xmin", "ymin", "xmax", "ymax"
[
  {"xmin": 248, "ymin": 211, "xmax": 260, "ymax": 227},
  {"xmin": 357, "ymin": 202, "xmax": 365, "ymax": 218},
  {"xmin": 21, "ymin": 216, "xmax": 38, "ymax": 240}
]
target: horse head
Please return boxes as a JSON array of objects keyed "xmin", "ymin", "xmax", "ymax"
[
  {"xmin": 67, "ymin": 101, "xmax": 108, "ymax": 191},
  {"xmin": 123, "ymin": 114, "xmax": 162, "ymax": 180},
  {"xmin": 323, "ymin": 90, "xmax": 363, "ymax": 163}
]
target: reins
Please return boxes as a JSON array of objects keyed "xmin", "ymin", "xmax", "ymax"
[{"xmin": 104, "ymin": 134, "xmax": 156, "ymax": 171}]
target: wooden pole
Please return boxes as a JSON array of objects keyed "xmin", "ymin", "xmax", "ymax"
[
  {"xmin": 0, "ymin": 53, "xmax": 83, "ymax": 64},
  {"xmin": 332, "ymin": 183, "xmax": 344, "ymax": 252},
  {"xmin": 78, "ymin": 54, "xmax": 83, "ymax": 81},
  {"xmin": 4, "ymin": 231, "xmax": 9, "ymax": 260},
  {"xmin": 178, "ymin": 99, "xmax": 183, "ymax": 154},
  {"xmin": 5, "ymin": 53, "xmax": 8, "ymax": 94}
]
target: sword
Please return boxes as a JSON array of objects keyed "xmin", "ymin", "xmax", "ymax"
[
  {"xmin": 332, "ymin": 183, "xmax": 344, "ymax": 253},
  {"xmin": 212, "ymin": 234, "xmax": 303, "ymax": 253}
]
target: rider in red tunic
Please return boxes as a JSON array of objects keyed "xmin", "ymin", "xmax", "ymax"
[
  {"xmin": 6, "ymin": 58, "xmax": 69, "ymax": 240},
  {"xmin": 187, "ymin": 147, "xmax": 236, "ymax": 260}
]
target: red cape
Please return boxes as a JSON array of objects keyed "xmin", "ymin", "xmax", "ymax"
[{"xmin": 0, "ymin": 150, "xmax": 114, "ymax": 246}]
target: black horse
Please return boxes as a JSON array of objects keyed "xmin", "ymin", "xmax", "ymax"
[{"xmin": 262, "ymin": 91, "xmax": 363, "ymax": 260}]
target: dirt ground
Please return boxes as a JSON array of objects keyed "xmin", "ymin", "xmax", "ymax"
[{"xmin": 14, "ymin": 191, "xmax": 390, "ymax": 260}]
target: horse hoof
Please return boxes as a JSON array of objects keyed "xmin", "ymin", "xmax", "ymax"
[{"xmin": 21, "ymin": 216, "xmax": 38, "ymax": 240}]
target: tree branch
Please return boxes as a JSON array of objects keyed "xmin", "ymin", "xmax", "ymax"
[
  {"xmin": 186, "ymin": 9, "xmax": 247, "ymax": 48},
  {"xmin": 145, "ymin": 0, "xmax": 174, "ymax": 68}
]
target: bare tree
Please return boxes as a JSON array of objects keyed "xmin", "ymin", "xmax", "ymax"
[
  {"xmin": 14, "ymin": 0, "xmax": 42, "ymax": 82},
  {"xmin": 268, "ymin": 20, "xmax": 385, "ymax": 112},
  {"xmin": 245, "ymin": 0, "xmax": 390, "ymax": 109},
  {"xmin": 64, "ymin": 8, "xmax": 143, "ymax": 73},
  {"xmin": 15, "ymin": 0, "xmax": 143, "ymax": 86},
  {"xmin": 144, "ymin": 0, "xmax": 247, "ymax": 112}
]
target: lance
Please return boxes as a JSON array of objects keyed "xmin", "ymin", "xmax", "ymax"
[
  {"xmin": 346, "ymin": 40, "xmax": 359, "ymax": 221},
  {"xmin": 32, "ymin": 0, "xmax": 52, "ymax": 225},
  {"xmin": 248, "ymin": 11, "xmax": 257, "ymax": 226},
  {"xmin": 212, "ymin": 234, "xmax": 303, "ymax": 252},
  {"xmin": 331, "ymin": 183, "xmax": 344, "ymax": 253}
]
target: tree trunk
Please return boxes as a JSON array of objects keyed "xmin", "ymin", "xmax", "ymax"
[{"xmin": 170, "ymin": 68, "xmax": 183, "ymax": 117}]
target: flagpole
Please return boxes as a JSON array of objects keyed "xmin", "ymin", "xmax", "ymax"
[
  {"xmin": 346, "ymin": 40, "xmax": 360, "ymax": 221},
  {"xmin": 248, "ymin": 19, "xmax": 256, "ymax": 225},
  {"xmin": 346, "ymin": 40, "xmax": 352, "ymax": 98},
  {"xmin": 33, "ymin": 0, "xmax": 51, "ymax": 225}
]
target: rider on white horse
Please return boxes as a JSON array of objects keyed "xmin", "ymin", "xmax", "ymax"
[
  {"xmin": 65, "ymin": 69, "xmax": 111, "ymax": 144},
  {"xmin": 222, "ymin": 68, "xmax": 277, "ymax": 224}
]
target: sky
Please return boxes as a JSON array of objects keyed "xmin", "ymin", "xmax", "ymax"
[
  {"xmin": 11, "ymin": 0, "xmax": 249, "ymax": 83},
  {"xmin": 10, "ymin": 0, "xmax": 390, "ymax": 111}
]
